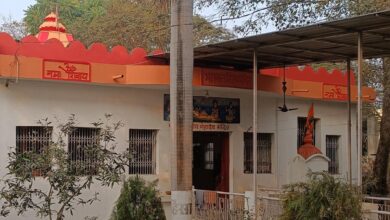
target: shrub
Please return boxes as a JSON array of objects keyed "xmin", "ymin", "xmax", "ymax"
[
  {"xmin": 281, "ymin": 172, "xmax": 362, "ymax": 220},
  {"xmin": 111, "ymin": 176, "xmax": 166, "ymax": 220}
]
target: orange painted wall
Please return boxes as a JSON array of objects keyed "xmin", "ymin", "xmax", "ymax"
[{"xmin": 0, "ymin": 54, "xmax": 375, "ymax": 102}]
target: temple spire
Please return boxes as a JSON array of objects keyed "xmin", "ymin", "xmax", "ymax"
[{"xmin": 35, "ymin": 12, "xmax": 74, "ymax": 46}]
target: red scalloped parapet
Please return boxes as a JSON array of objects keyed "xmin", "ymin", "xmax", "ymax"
[
  {"xmin": 261, "ymin": 66, "xmax": 356, "ymax": 86},
  {"xmin": 0, "ymin": 32, "xmax": 163, "ymax": 65}
]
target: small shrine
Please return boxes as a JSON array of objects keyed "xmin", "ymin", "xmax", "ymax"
[
  {"xmin": 289, "ymin": 104, "xmax": 330, "ymax": 183},
  {"xmin": 35, "ymin": 12, "xmax": 74, "ymax": 46}
]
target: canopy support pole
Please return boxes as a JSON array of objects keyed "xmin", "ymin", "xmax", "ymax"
[
  {"xmin": 347, "ymin": 59, "xmax": 352, "ymax": 185},
  {"xmin": 253, "ymin": 49, "xmax": 258, "ymax": 219},
  {"xmin": 357, "ymin": 32, "xmax": 363, "ymax": 186}
]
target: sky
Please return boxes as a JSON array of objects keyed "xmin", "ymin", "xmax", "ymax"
[{"xmin": 0, "ymin": 0, "xmax": 36, "ymax": 20}]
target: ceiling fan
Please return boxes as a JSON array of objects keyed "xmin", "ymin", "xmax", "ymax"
[{"xmin": 278, "ymin": 66, "xmax": 298, "ymax": 112}]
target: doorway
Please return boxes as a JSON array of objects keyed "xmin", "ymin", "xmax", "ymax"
[{"xmin": 193, "ymin": 132, "xmax": 229, "ymax": 192}]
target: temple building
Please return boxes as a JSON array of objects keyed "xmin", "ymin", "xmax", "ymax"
[{"xmin": 0, "ymin": 13, "xmax": 376, "ymax": 219}]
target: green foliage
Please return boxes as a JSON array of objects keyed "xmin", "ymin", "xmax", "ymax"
[
  {"xmin": 111, "ymin": 176, "xmax": 166, "ymax": 220},
  {"xmin": 281, "ymin": 172, "xmax": 362, "ymax": 220},
  {"xmin": 80, "ymin": 0, "xmax": 171, "ymax": 51},
  {"xmin": 23, "ymin": 0, "xmax": 105, "ymax": 34},
  {"xmin": 0, "ymin": 114, "xmax": 128, "ymax": 220},
  {"xmin": 23, "ymin": 0, "xmax": 233, "ymax": 50}
]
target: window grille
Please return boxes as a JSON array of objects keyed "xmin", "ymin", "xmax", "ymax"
[
  {"xmin": 129, "ymin": 129, "xmax": 157, "ymax": 174},
  {"xmin": 326, "ymin": 135, "xmax": 340, "ymax": 174},
  {"xmin": 297, "ymin": 117, "xmax": 317, "ymax": 148},
  {"xmin": 204, "ymin": 143, "xmax": 214, "ymax": 170},
  {"xmin": 68, "ymin": 127, "xmax": 100, "ymax": 175},
  {"xmin": 244, "ymin": 133, "xmax": 272, "ymax": 174},
  {"xmin": 16, "ymin": 126, "xmax": 53, "ymax": 176}
]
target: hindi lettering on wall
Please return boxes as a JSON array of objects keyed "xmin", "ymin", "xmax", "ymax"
[
  {"xmin": 323, "ymin": 84, "xmax": 348, "ymax": 100},
  {"xmin": 43, "ymin": 60, "xmax": 91, "ymax": 82},
  {"xmin": 164, "ymin": 94, "xmax": 240, "ymax": 124}
]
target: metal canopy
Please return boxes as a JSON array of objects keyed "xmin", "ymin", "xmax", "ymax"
[{"xmin": 152, "ymin": 10, "xmax": 390, "ymax": 69}]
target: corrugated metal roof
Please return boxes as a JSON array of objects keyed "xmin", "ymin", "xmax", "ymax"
[{"xmin": 151, "ymin": 10, "xmax": 390, "ymax": 69}]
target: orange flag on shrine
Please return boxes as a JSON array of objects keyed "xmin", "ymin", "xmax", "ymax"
[{"xmin": 305, "ymin": 103, "xmax": 314, "ymax": 138}]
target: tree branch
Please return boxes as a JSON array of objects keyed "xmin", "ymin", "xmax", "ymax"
[{"xmin": 56, "ymin": 179, "xmax": 91, "ymax": 220}]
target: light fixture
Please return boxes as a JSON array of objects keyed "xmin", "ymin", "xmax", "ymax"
[{"xmin": 278, "ymin": 66, "xmax": 298, "ymax": 112}]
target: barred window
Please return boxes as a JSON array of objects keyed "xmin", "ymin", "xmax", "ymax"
[
  {"xmin": 297, "ymin": 117, "xmax": 317, "ymax": 148},
  {"xmin": 244, "ymin": 133, "xmax": 272, "ymax": 174},
  {"xmin": 16, "ymin": 126, "xmax": 53, "ymax": 176},
  {"xmin": 68, "ymin": 127, "xmax": 100, "ymax": 175},
  {"xmin": 326, "ymin": 135, "xmax": 340, "ymax": 174},
  {"xmin": 129, "ymin": 129, "xmax": 157, "ymax": 174}
]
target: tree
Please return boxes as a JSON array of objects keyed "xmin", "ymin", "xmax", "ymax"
[
  {"xmin": 24, "ymin": 0, "xmax": 233, "ymax": 50},
  {"xmin": 0, "ymin": 115, "xmax": 128, "ymax": 220},
  {"xmin": 193, "ymin": 15, "xmax": 234, "ymax": 46},
  {"xmin": 0, "ymin": 16, "xmax": 28, "ymax": 40},
  {"xmin": 81, "ymin": 0, "xmax": 233, "ymax": 50},
  {"xmin": 373, "ymin": 58, "xmax": 390, "ymax": 194},
  {"xmin": 24, "ymin": 0, "xmax": 105, "ymax": 35},
  {"xmin": 196, "ymin": 0, "xmax": 389, "ymax": 35},
  {"xmin": 110, "ymin": 176, "xmax": 166, "ymax": 220},
  {"xmin": 72, "ymin": 0, "xmax": 171, "ymax": 51}
]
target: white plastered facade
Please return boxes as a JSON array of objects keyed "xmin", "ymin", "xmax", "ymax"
[{"xmin": 0, "ymin": 79, "xmax": 359, "ymax": 220}]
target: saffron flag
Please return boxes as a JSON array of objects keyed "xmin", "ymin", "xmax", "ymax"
[{"xmin": 304, "ymin": 103, "xmax": 314, "ymax": 137}]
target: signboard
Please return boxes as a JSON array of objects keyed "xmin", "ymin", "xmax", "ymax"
[
  {"xmin": 43, "ymin": 60, "xmax": 91, "ymax": 82},
  {"xmin": 164, "ymin": 94, "xmax": 240, "ymax": 124},
  {"xmin": 323, "ymin": 84, "xmax": 348, "ymax": 100},
  {"xmin": 193, "ymin": 123, "xmax": 230, "ymax": 131}
]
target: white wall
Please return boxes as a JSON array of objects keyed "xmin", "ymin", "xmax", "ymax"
[
  {"xmin": 0, "ymin": 80, "xmax": 172, "ymax": 220},
  {"xmin": 0, "ymin": 80, "xmax": 359, "ymax": 219}
]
